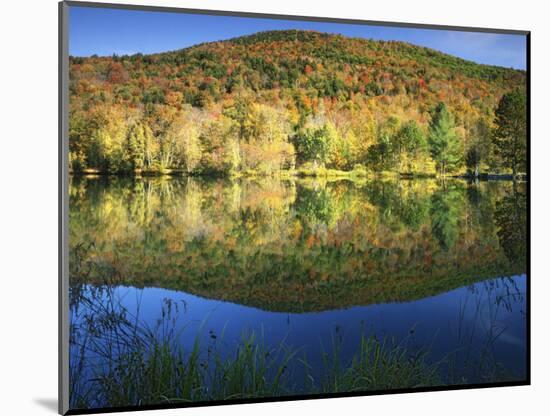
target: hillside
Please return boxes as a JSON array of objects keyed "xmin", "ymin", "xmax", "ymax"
[{"xmin": 68, "ymin": 30, "xmax": 527, "ymax": 176}]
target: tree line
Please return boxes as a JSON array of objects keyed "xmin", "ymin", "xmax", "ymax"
[
  {"xmin": 69, "ymin": 30, "xmax": 526, "ymax": 177},
  {"xmin": 69, "ymin": 88, "xmax": 526, "ymax": 177}
]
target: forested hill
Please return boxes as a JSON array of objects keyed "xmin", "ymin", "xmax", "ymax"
[{"xmin": 69, "ymin": 30, "xmax": 527, "ymax": 176}]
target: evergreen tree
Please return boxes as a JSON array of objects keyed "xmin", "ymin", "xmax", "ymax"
[
  {"xmin": 428, "ymin": 103, "xmax": 462, "ymax": 176},
  {"xmin": 492, "ymin": 89, "xmax": 527, "ymax": 177}
]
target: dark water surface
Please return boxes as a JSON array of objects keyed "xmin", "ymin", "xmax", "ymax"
[{"xmin": 69, "ymin": 176, "xmax": 527, "ymax": 405}]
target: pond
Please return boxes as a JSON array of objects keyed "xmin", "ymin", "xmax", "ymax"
[{"xmin": 68, "ymin": 176, "xmax": 527, "ymax": 409}]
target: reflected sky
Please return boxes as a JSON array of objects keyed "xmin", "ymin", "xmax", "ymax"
[{"xmin": 72, "ymin": 274, "xmax": 526, "ymax": 385}]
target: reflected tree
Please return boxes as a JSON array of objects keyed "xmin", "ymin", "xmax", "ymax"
[
  {"xmin": 364, "ymin": 181, "xmax": 429, "ymax": 231},
  {"xmin": 494, "ymin": 185, "xmax": 527, "ymax": 269},
  {"xmin": 431, "ymin": 185, "xmax": 464, "ymax": 250},
  {"xmin": 295, "ymin": 185, "xmax": 337, "ymax": 228},
  {"xmin": 69, "ymin": 177, "xmax": 523, "ymax": 312}
]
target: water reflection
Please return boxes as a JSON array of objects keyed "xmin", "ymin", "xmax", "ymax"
[
  {"xmin": 70, "ymin": 177, "xmax": 526, "ymax": 311},
  {"xmin": 68, "ymin": 176, "xmax": 527, "ymax": 409}
]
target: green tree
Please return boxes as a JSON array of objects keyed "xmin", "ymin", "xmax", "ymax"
[
  {"xmin": 466, "ymin": 118, "xmax": 491, "ymax": 177},
  {"xmin": 380, "ymin": 117, "xmax": 401, "ymax": 169},
  {"xmin": 465, "ymin": 146, "xmax": 481, "ymax": 177},
  {"xmin": 296, "ymin": 186, "xmax": 337, "ymax": 228},
  {"xmin": 366, "ymin": 117, "xmax": 400, "ymax": 171},
  {"xmin": 394, "ymin": 120, "xmax": 426, "ymax": 172},
  {"xmin": 428, "ymin": 103, "xmax": 462, "ymax": 176},
  {"xmin": 492, "ymin": 89, "xmax": 527, "ymax": 177},
  {"xmin": 292, "ymin": 125, "xmax": 334, "ymax": 167},
  {"xmin": 366, "ymin": 134, "xmax": 392, "ymax": 171}
]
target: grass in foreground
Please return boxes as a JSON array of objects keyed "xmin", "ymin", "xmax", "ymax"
[
  {"xmin": 70, "ymin": 328, "xmax": 439, "ymax": 410},
  {"xmin": 68, "ymin": 283, "xmax": 439, "ymax": 409}
]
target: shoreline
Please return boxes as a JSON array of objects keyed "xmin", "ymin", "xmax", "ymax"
[{"xmin": 69, "ymin": 169, "xmax": 528, "ymax": 182}]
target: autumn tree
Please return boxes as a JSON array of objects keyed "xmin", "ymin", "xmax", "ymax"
[
  {"xmin": 199, "ymin": 116, "xmax": 240, "ymax": 174},
  {"xmin": 146, "ymin": 105, "xmax": 180, "ymax": 171},
  {"xmin": 127, "ymin": 122, "xmax": 152, "ymax": 171},
  {"xmin": 222, "ymin": 93, "xmax": 253, "ymax": 142},
  {"xmin": 328, "ymin": 125, "xmax": 350, "ymax": 170},
  {"xmin": 87, "ymin": 105, "xmax": 133, "ymax": 172},
  {"xmin": 238, "ymin": 103, "xmax": 294, "ymax": 172},
  {"xmin": 69, "ymin": 110, "xmax": 91, "ymax": 171},
  {"xmin": 176, "ymin": 108, "xmax": 202, "ymax": 173},
  {"xmin": 348, "ymin": 108, "xmax": 377, "ymax": 166}
]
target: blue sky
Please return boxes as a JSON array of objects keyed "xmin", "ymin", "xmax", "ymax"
[{"xmin": 69, "ymin": 6, "xmax": 527, "ymax": 70}]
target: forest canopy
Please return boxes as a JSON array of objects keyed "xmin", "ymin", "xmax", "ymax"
[{"xmin": 69, "ymin": 29, "xmax": 527, "ymax": 177}]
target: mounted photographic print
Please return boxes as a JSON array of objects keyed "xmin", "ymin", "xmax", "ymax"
[{"xmin": 59, "ymin": 1, "xmax": 530, "ymax": 414}]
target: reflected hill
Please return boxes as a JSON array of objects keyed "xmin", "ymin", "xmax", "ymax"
[{"xmin": 69, "ymin": 176, "xmax": 526, "ymax": 313}]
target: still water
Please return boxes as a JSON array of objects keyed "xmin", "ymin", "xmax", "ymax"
[{"xmin": 69, "ymin": 176, "xmax": 527, "ymax": 407}]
